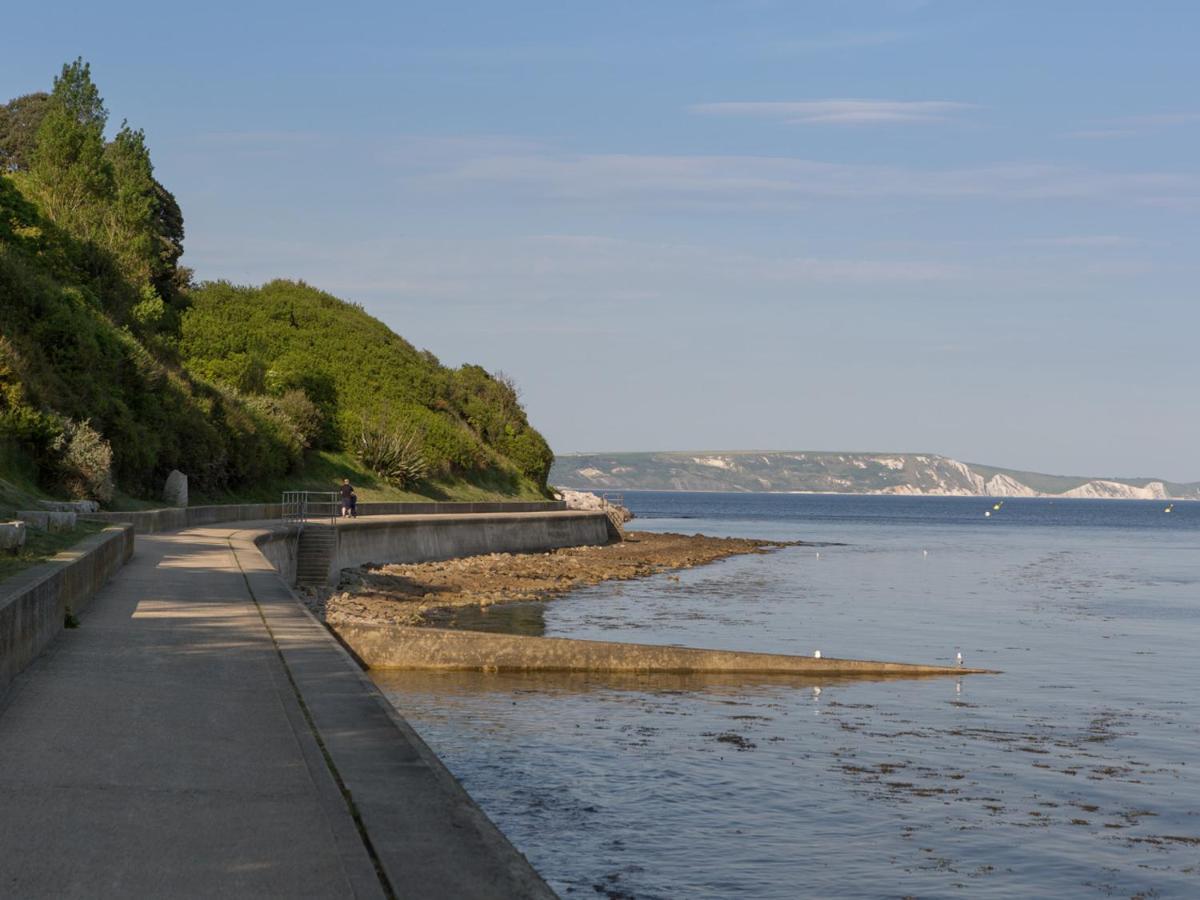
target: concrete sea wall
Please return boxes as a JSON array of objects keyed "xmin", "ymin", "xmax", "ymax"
[
  {"xmin": 227, "ymin": 526, "xmax": 557, "ymax": 897},
  {"xmin": 332, "ymin": 623, "xmax": 991, "ymax": 676},
  {"xmin": 87, "ymin": 500, "xmax": 567, "ymax": 535},
  {"xmin": 0, "ymin": 525, "xmax": 134, "ymax": 694},
  {"xmin": 330, "ymin": 511, "xmax": 610, "ymax": 582}
]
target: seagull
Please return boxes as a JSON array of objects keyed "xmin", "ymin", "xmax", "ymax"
[
  {"xmin": 813, "ymin": 649, "xmax": 822, "ymax": 659},
  {"xmin": 956, "ymin": 650, "xmax": 964, "ymax": 667}
]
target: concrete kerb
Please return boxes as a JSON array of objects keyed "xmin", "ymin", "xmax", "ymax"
[
  {"xmin": 227, "ymin": 524, "xmax": 556, "ymax": 900},
  {"xmin": 0, "ymin": 525, "xmax": 134, "ymax": 696}
]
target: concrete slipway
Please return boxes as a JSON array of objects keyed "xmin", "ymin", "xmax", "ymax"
[{"xmin": 0, "ymin": 522, "xmax": 554, "ymax": 899}]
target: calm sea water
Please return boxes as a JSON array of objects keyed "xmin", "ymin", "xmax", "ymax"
[{"xmin": 372, "ymin": 492, "xmax": 1200, "ymax": 899}]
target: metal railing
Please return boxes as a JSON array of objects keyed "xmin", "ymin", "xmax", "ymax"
[
  {"xmin": 281, "ymin": 491, "xmax": 340, "ymax": 531},
  {"xmin": 597, "ymin": 491, "xmax": 625, "ymax": 510}
]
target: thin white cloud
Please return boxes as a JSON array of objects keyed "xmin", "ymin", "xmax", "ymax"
[
  {"xmin": 1065, "ymin": 112, "xmax": 1200, "ymax": 140},
  {"xmin": 1064, "ymin": 129, "xmax": 1140, "ymax": 141},
  {"xmin": 1026, "ymin": 235, "xmax": 1134, "ymax": 248},
  {"xmin": 771, "ymin": 30, "xmax": 912, "ymax": 52},
  {"xmin": 690, "ymin": 99, "xmax": 974, "ymax": 125},
  {"xmin": 425, "ymin": 150, "xmax": 1197, "ymax": 207}
]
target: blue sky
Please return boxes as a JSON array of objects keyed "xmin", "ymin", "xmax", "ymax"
[{"xmin": 4, "ymin": 1, "xmax": 1198, "ymax": 480}]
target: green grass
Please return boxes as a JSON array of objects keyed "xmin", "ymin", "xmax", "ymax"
[{"xmin": 0, "ymin": 520, "xmax": 106, "ymax": 582}]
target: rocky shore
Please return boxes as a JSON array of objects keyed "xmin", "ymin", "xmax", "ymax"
[{"xmin": 308, "ymin": 531, "xmax": 807, "ymax": 627}]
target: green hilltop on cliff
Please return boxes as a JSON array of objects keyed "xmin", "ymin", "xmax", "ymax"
[{"xmin": 0, "ymin": 60, "xmax": 551, "ymax": 510}]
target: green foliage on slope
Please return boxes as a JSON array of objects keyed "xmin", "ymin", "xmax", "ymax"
[
  {"xmin": 1, "ymin": 60, "xmax": 552, "ymax": 505},
  {"xmin": 180, "ymin": 280, "xmax": 553, "ymax": 490}
]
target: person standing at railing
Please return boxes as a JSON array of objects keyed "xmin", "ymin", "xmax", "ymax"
[{"xmin": 339, "ymin": 479, "xmax": 354, "ymax": 517}]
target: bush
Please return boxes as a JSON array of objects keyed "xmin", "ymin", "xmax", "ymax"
[
  {"xmin": 52, "ymin": 417, "xmax": 113, "ymax": 501},
  {"xmin": 355, "ymin": 417, "xmax": 428, "ymax": 488}
]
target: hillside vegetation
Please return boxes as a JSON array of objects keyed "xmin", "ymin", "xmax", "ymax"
[
  {"xmin": 0, "ymin": 60, "xmax": 551, "ymax": 509},
  {"xmin": 551, "ymin": 451, "xmax": 1200, "ymax": 500}
]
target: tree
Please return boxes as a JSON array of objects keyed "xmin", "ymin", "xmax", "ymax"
[
  {"xmin": 25, "ymin": 59, "xmax": 113, "ymax": 240},
  {"xmin": 0, "ymin": 92, "xmax": 50, "ymax": 172},
  {"xmin": 104, "ymin": 122, "xmax": 158, "ymax": 285}
]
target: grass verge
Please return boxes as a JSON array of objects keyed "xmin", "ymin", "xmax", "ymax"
[{"xmin": 0, "ymin": 521, "xmax": 108, "ymax": 583}]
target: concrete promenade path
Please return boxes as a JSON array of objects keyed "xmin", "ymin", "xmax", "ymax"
[{"xmin": 0, "ymin": 523, "xmax": 552, "ymax": 899}]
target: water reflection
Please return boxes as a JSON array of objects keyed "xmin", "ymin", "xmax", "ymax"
[
  {"xmin": 424, "ymin": 601, "xmax": 548, "ymax": 635},
  {"xmin": 373, "ymin": 668, "xmax": 958, "ymax": 701}
]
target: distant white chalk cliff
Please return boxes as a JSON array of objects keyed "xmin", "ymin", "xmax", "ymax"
[{"xmin": 549, "ymin": 452, "xmax": 1198, "ymax": 500}]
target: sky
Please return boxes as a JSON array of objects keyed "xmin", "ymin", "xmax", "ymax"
[{"xmin": 4, "ymin": 1, "xmax": 1199, "ymax": 481}]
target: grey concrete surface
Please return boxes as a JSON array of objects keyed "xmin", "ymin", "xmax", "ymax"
[
  {"xmin": 333, "ymin": 623, "xmax": 997, "ymax": 676},
  {"xmin": 1, "ymin": 525, "xmax": 133, "ymax": 694},
  {"xmin": 0, "ymin": 522, "xmax": 553, "ymax": 899},
  {"xmin": 229, "ymin": 528, "xmax": 556, "ymax": 900}
]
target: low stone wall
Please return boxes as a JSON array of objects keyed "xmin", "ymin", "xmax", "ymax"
[
  {"xmin": 85, "ymin": 503, "xmax": 284, "ymax": 535},
  {"xmin": 86, "ymin": 500, "xmax": 566, "ymax": 534},
  {"xmin": 330, "ymin": 511, "xmax": 610, "ymax": 585},
  {"xmin": 332, "ymin": 623, "xmax": 992, "ymax": 676},
  {"xmin": 0, "ymin": 525, "xmax": 134, "ymax": 694}
]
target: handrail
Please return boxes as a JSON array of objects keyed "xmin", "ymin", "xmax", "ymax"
[
  {"xmin": 597, "ymin": 491, "xmax": 625, "ymax": 510},
  {"xmin": 281, "ymin": 491, "xmax": 339, "ymax": 532}
]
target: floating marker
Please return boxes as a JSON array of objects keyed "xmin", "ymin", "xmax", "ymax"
[
  {"xmin": 984, "ymin": 510, "xmax": 991, "ymax": 517},
  {"xmin": 813, "ymin": 649, "xmax": 822, "ymax": 659},
  {"xmin": 922, "ymin": 549, "xmax": 928, "ymax": 557}
]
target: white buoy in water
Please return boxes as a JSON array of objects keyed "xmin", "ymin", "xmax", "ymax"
[
  {"xmin": 814, "ymin": 649, "xmax": 822, "ymax": 659},
  {"xmin": 923, "ymin": 549, "xmax": 928, "ymax": 557},
  {"xmin": 984, "ymin": 510, "xmax": 991, "ymax": 517},
  {"xmin": 816, "ymin": 551, "xmax": 821, "ymax": 559}
]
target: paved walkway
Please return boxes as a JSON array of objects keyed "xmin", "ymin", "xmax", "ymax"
[{"xmin": 0, "ymin": 524, "xmax": 551, "ymax": 899}]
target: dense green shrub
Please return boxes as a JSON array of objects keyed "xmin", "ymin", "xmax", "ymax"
[
  {"xmin": 182, "ymin": 280, "xmax": 555, "ymax": 488},
  {"xmin": 1, "ymin": 60, "xmax": 553, "ymax": 502}
]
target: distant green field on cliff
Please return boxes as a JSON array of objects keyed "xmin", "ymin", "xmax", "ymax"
[
  {"xmin": 0, "ymin": 60, "xmax": 550, "ymax": 510},
  {"xmin": 551, "ymin": 451, "xmax": 1200, "ymax": 500}
]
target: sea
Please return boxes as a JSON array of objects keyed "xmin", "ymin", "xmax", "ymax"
[{"xmin": 371, "ymin": 492, "xmax": 1200, "ymax": 899}]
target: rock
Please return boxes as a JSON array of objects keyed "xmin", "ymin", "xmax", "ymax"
[
  {"xmin": 556, "ymin": 489, "xmax": 633, "ymax": 522},
  {"xmin": 17, "ymin": 510, "xmax": 77, "ymax": 532},
  {"xmin": 163, "ymin": 469, "xmax": 188, "ymax": 508},
  {"xmin": 1, "ymin": 521, "xmax": 27, "ymax": 552},
  {"xmin": 39, "ymin": 500, "xmax": 100, "ymax": 513}
]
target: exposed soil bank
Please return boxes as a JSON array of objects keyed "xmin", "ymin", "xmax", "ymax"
[{"xmin": 312, "ymin": 531, "xmax": 812, "ymax": 627}]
